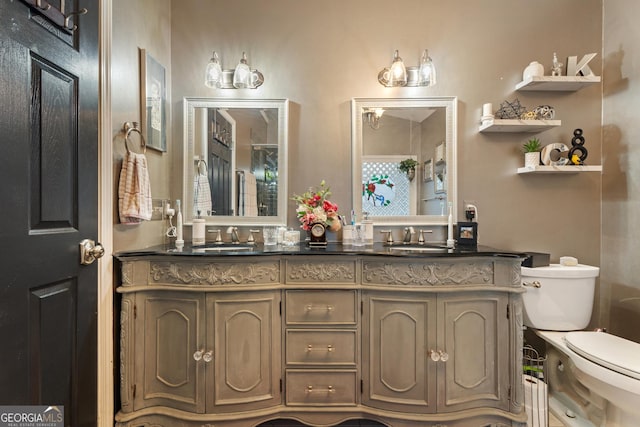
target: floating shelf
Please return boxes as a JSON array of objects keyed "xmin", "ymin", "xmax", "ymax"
[
  {"xmin": 479, "ymin": 119, "xmax": 561, "ymax": 133},
  {"xmin": 515, "ymin": 75, "xmax": 601, "ymax": 92},
  {"xmin": 517, "ymin": 165, "xmax": 603, "ymax": 174}
]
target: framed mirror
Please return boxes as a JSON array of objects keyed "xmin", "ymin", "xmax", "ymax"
[
  {"xmin": 182, "ymin": 98, "xmax": 289, "ymax": 226},
  {"xmin": 351, "ymin": 97, "xmax": 457, "ymax": 225}
]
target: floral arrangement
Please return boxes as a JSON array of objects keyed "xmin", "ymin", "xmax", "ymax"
[{"xmin": 292, "ymin": 180, "xmax": 341, "ymax": 232}]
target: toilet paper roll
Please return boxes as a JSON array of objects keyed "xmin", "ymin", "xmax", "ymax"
[{"xmin": 523, "ymin": 374, "xmax": 548, "ymax": 427}]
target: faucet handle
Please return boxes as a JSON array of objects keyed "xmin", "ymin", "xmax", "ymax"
[
  {"xmin": 380, "ymin": 230, "xmax": 394, "ymax": 245},
  {"xmin": 418, "ymin": 229, "xmax": 433, "ymax": 245},
  {"xmin": 247, "ymin": 229, "xmax": 260, "ymax": 245},
  {"xmin": 208, "ymin": 229, "xmax": 223, "ymax": 243}
]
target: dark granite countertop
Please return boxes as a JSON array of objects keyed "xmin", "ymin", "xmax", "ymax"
[{"xmin": 115, "ymin": 242, "xmax": 525, "ymax": 261}]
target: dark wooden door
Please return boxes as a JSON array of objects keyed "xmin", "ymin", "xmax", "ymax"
[
  {"xmin": 0, "ymin": 1, "xmax": 99, "ymax": 426},
  {"xmin": 209, "ymin": 139, "xmax": 232, "ymax": 216}
]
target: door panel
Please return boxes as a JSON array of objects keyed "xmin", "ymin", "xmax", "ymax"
[
  {"xmin": 0, "ymin": 1, "xmax": 99, "ymax": 425},
  {"xmin": 137, "ymin": 293, "xmax": 205, "ymax": 413},
  {"xmin": 438, "ymin": 293, "xmax": 509, "ymax": 412},
  {"xmin": 211, "ymin": 292, "xmax": 281, "ymax": 411},
  {"xmin": 363, "ymin": 294, "xmax": 437, "ymax": 413}
]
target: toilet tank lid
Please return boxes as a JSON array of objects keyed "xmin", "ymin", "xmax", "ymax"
[{"xmin": 521, "ymin": 263, "xmax": 599, "ymax": 278}]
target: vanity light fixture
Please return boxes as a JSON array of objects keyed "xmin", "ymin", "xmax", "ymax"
[
  {"xmin": 378, "ymin": 49, "xmax": 437, "ymax": 87},
  {"xmin": 364, "ymin": 108, "xmax": 385, "ymax": 130},
  {"xmin": 203, "ymin": 50, "xmax": 264, "ymax": 89}
]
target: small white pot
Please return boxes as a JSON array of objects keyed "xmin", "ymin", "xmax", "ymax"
[{"xmin": 524, "ymin": 152, "xmax": 541, "ymax": 168}]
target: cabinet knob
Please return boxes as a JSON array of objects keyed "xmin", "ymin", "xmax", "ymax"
[
  {"xmin": 203, "ymin": 350, "xmax": 213, "ymax": 363},
  {"xmin": 193, "ymin": 349, "xmax": 204, "ymax": 361},
  {"xmin": 428, "ymin": 349, "xmax": 449, "ymax": 362}
]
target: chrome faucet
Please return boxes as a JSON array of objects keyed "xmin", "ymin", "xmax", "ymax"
[
  {"xmin": 227, "ymin": 226, "xmax": 240, "ymax": 244},
  {"xmin": 403, "ymin": 227, "xmax": 415, "ymax": 244}
]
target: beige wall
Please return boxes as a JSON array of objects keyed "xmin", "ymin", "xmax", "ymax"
[
  {"xmin": 112, "ymin": 0, "xmax": 172, "ymax": 252},
  {"xmin": 602, "ymin": 0, "xmax": 640, "ymax": 340},
  {"xmin": 170, "ymin": 0, "xmax": 602, "ymax": 261}
]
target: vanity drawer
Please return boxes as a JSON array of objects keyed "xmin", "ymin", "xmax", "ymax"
[
  {"xmin": 285, "ymin": 290, "xmax": 357, "ymax": 325},
  {"xmin": 285, "ymin": 369, "xmax": 357, "ymax": 406},
  {"xmin": 286, "ymin": 329, "xmax": 357, "ymax": 366}
]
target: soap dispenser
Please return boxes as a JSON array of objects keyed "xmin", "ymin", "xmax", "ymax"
[{"xmin": 361, "ymin": 212, "xmax": 374, "ymax": 245}]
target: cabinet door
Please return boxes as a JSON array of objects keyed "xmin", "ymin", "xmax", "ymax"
[
  {"xmin": 135, "ymin": 292, "xmax": 206, "ymax": 413},
  {"xmin": 437, "ymin": 292, "xmax": 509, "ymax": 412},
  {"xmin": 362, "ymin": 293, "xmax": 437, "ymax": 413},
  {"xmin": 210, "ymin": 291, "xmax": 282, "ymax": 412}
]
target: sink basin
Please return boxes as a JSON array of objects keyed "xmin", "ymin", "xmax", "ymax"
[
  {"xmin": 387, "ymin": 244, "xmax": 449, "ymax": 252},
  {"xmin": 201, "ymin": 246, "xmax": 253, "ymax": 251},
  {"xmin": 193, "ymin": 244, "xmax": 255, "ymax": 252}
]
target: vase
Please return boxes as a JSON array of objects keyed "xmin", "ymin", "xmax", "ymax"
[
  {"xmin": 406, "ymin": 168, "xmax": 415, "ymax": 181},
  {"xmin": 524, "ymin": 152, "xmax": 541, "ymax": 168}
]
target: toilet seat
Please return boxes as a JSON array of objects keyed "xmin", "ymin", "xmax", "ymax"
[{"xmin": 565, "ymin": 331, "xmax": 640, "ymax": 380}]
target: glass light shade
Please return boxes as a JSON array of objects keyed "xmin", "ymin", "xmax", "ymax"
[
  {"xmin": 387, "ymin": 50, "xmax": 407, "ymax": 87},
  {"xmin": 233, "ymin": 52, "xmax": 252, "ymax": 88},
  {"xmin": 204, "ymin": 51, "xmax": 223, "ymax": 88},
  {"xmin": 417, "ymin": 49, "xmax": 436, "ymax": 87}
]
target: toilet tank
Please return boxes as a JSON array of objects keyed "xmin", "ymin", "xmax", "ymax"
[{"xmin": 521, "ymin": 264, "xmax": 600, "ymax": 331}]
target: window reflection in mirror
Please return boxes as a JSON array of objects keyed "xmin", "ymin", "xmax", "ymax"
[
  {"xmin": 183, "ymin": 98, "xmax": 289, "ymax": 226},
  {"xmin": 352, "ymin": 98, "xmax": 457, "ymax": 225}
]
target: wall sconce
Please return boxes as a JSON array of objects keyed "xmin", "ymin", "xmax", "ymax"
[
  {"xmin": 364, "ymin": 108, "xmax": 385, "ymax": 129},
  {"xmin": 203, "ymin": 51, "xmax": 264, "ymax": 89},
  {"xmin": 378, "ymin": 49, "xmax": 437, "ymax": 87}
]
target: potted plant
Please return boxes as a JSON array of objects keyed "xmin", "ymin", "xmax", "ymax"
[
  {"xmin": 398, "ymin": 158, "xmax": 419, "ymax": 181},
  {"xmin": 523, "ymin": 138, "xmax": 541, "ymax": 168}
]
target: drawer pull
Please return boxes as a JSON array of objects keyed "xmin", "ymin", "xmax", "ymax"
[
  {"xmin": 305, "ymin": 304, "xmax": 334, "ymax": 312},
  {"xmin": 306, "ymin": 344, "xmax": 334, "ymax": 352},
  {"xmin": 306, "ymin": 385, "xmax": 335, "ymax": 394}
]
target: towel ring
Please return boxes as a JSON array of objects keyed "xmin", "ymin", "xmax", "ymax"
[
  {"xmin": 196, "ymin": 159, "xmax": 208, "ymax": 175},
  {"xmin": 123, "ymin": 121, "xmax": 147, "ymax": 154}
]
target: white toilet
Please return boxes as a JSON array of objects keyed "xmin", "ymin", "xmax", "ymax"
[{"xmin": 521, "ymin": 264, "xmax": 640, "ymax": 427}]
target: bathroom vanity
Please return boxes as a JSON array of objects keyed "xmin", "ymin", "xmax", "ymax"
[{"xmin": 115, "ymin": 244, "xmax": 527, "ymax": 427}]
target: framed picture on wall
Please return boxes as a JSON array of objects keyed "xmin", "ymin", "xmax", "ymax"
[
  {"xmin": 423, "ymin": 159, "xmax": 433, "ymax": 182},
  {"xmin": 139, "ymin": 48, "xmax": 166, "ymax": 152}
]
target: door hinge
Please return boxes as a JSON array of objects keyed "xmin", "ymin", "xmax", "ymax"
[
  {"xmin": 132, "ymin": 384, "xmax": 136, "ymax": 399},
  {"xmin": 360, "ymin": 379, "xmax": 364, "ymax": 394},
  {"xmin": 506, "ymin": 304, "xmax": 510, "ymax": 319},
  {"xmin": 361, "ymin": 300, "xmax": 364, "ymax": 315},
  {"xmin": 133, "ymin": 304, "xmax": 137, "ymax": 319},
  {"xmin": 508, "ymin": 385, "xmax": 511, "ymax": 400},
  {"xmin": 280, "ymin": 378, "xmax": 283, "ymax": 393},
  {"xmin": 279, "ymin": 300, "xmax": 282, "ymax": 316}
]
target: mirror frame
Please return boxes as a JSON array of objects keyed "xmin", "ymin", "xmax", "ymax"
[
  {"xmin": 351, "ymin": 97, "xmax": 458, "ymax": 225},
  {"xmin": 182, "ymin": 97, "xmax": 289, "ymax": 226}
]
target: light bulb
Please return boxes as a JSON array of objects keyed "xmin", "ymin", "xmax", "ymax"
[
  {"xmin": 204, "ymin": 51, "xmax": 223, "ymax": 88},
  {"xmin": 387, "ymin": 50, "xmax": 407, "ymax": 87},
  {"xmin": 417, "ymin": 49, "xmax": 436, "ymax": 87},
  {"xmin": 233, "ymin": 52, "xmax": 252, "ymax": 88}
]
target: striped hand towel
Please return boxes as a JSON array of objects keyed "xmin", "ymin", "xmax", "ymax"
[{"xmin": 118, "ymin": 151, "xmax": 152, "ymax": 224}]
